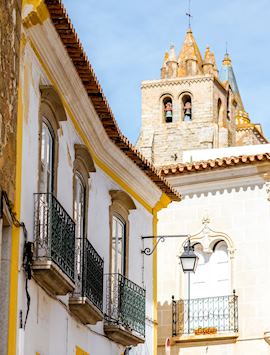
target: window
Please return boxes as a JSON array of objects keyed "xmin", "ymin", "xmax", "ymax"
[
  {"xmin": 189, "ymin": 241, "xmax": 229, "ymax": 299},
  {"xmin": 73, "ymin": 145, "xmax": 95, "ymax": 279},
  {"xmin": 39, "ymin": 120, "xmax": 54, "ymax": 193},
  {"xmin": 74, "ymin": 172, "xmax": 86, "ymax": 240},
  {"xmin": 163, "ymin": 97, "xmax": 173, "ymax": 123},
  {"xmin": 73, "ymin": 144, "xmax": 95, "ymax": 236},
  {"xmin": 39, "ymin": 86, "xmax": 67, "ymax": 194},
  {"xmin": 112, "ymin": 215, "xmax": 126, "ymax": 275},
  {"xmin": 182, "ymin": 94, "xmax": 192, "ymax": 121},
  {"xmin": 109, "ymin": 190, "xmax": 136, "ymax": 276}
]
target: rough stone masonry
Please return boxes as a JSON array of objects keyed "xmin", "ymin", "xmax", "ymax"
[{"xmin": 0, "ymin": 0, "xmax": 22, "ymax": 201}]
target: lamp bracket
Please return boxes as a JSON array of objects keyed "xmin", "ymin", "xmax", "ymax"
[{"xmin": 141, "ymin": 235, "xmax": 190, "ymax": 256}]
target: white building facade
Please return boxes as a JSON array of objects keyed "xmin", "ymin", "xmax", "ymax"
[
  {"xmin": 3, "ymin": 1, "xmax": 180, "ymax": 355},
  {"xmin": 157, "ymin": 146, "xmax": 270, "ymax": 354}
]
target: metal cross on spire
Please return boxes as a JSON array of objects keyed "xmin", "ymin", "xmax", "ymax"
[{"xmin": 186, "ymin": 0, "xmax": 193, "ymax": 28}]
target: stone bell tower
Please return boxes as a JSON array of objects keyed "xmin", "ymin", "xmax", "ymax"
[{"xmin": 136, "ymin": 28, "xmax": 260, "ymax": 167}]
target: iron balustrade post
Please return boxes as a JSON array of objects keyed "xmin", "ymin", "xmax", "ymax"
[
  {"xmin": 172, "ymin": 295, "xmax": 176, "ymax": 336},
  {"xmin": 187, "ymin": 272, "xmax": 190, "ymax": 334}
]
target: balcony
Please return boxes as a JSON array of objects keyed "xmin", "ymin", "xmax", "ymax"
[
  {"xmin": 69, "ymin": 237, "xmax": 104, "ymax": 325},
  {"xmin": 172, "ymin": 294, "xmax": 239, "ymax": 346},
  {"xmin": 32, "ymin": 193, "xmax": 75, "ymax": 295},
  {"xmin": 104, "ymin": 273, "xmax": 146, "ymax": 346}
]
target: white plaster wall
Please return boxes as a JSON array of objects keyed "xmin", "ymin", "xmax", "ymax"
[
  {"xmin": 157, "ymin": 181, "xmax": 270, "ymax": 354},
  {"xmin": 183, "ymin": 143, "xmax": 270, "ymax": 163},
  {"xmin": 17, "ymin": 44, "xmax": 155, "ymax": 355}
]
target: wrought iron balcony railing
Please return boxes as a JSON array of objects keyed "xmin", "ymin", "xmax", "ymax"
[
  {"xmin": 172, "ymin": 293, "xmax": 238, "ymax": 336},
  {"xmin": 74, "ymin": 237, "xmax": 104, "ymax": 312},
  {"xmin": 34, "ymin": 193, "xmax": 75, "ymax": 282},
  {"xmin": 105, "ymin": 273, "xmax": 146, "ymax": 338}
]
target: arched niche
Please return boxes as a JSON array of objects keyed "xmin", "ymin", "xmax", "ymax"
[
  {"xmin": 161, "ymin": 95, "xmax": 173, "ymax": 123},
  {"xmin": 179, "ymin": 91, "xmax": 193, "ymax": 122}
]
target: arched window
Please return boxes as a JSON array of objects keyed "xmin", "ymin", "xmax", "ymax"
[
  {"xmin": 211, "ymin": 241, "xmax": 229, "ymax": 295},
  {"xmin": 73, "ymin": 144, "xmax": 96, "ymax": 239},
  {"xmin": 109, "ymin": 190, "xmax": 136, "ymax": 276},
  {"xmin": 217, "ymin": 98, "xmax": 225, "ymax": 125},
  {"xmin": 163, "ymin": 97, "xmax": 173, "ymax": 123},
  {"xmin": 189, "ymin": 241, "xmax": 229, "ymax": 299},
  {"xmin": 74, "ymin": 172, "xmax": 86, "ymax": 240},
  {"xmin": 73, "ymin": 145, "xmax": 95, "ymax": 287},
  {"xmin": 182, "ymin": 94, "xmax": 192, "ymax": 121},
  {"xmin": 40, "ymin": 120, "xmax": 54, "ymax": 193},
  {"xmin": 112, "ymin": 214, "xmax": 126, "ymax": 275},
  {"xmin": 39, "ymin": 86, "xmax": 67, "ymax": 194}
]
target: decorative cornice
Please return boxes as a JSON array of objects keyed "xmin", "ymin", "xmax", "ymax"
[
  {"xmin": 25, "ymin": 0, "xmax": 181, "ymax": 203},
  {"xmin": 141, "ymin": 76, "xmax": 214, "ymax": 89}
]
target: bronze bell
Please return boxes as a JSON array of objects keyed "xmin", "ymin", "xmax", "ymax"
[
  {"xmin": 184, "ymin": 101, "xmax": 192, "ymax": 120},
  {"xmin": 166, "ymin": 110, "xmax": 172, "ymax": 118}
]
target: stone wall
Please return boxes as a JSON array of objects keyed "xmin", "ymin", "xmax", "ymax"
[
  {"xmin": 0, "ymin": 0, "xmax": 22, "ymax": 201},
  {"xmin": 136, "ymin": 76, "xmax": 235, "ymax": 167}
]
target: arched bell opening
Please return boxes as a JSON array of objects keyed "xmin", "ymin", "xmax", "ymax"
[
  {"xmin": 182, "ymin": 94, "xmax": 192, "ymax": 122},
  {"xmin": 163, "ymin": 96, "xmax": 173, "ymax": 123}
]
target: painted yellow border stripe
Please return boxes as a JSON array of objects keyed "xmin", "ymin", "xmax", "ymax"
[
  {"xmin": 152, "ymin": 194, "xmax": 171, "ymax": 355},
  {"xmin": 7, "ymin": 47, "xmax": 24, "ymax": 355}
]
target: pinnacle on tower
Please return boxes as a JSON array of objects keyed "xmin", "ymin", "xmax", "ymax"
[
  {"xmin": 177, "ymin": 28, "xmax": 203, "ymax": 77},
  {"xmin": 220, "ymin": 52, "xmax": 245, "ymax": 111},
  {"xmin": 161, "ymin": 45, "xmax": 178, "ymax": 79},
  {"xmin": 203, "ymin": 46, "xmax": 218, "ymax": 77},
  {"xmin": 161, "ymin": 52, "xmax": 169, "ymax": 79}
]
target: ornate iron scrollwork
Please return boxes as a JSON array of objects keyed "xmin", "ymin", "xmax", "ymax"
[{"xmin": 105, "ymin": 273, "xmax": 146, "ymax": 338}]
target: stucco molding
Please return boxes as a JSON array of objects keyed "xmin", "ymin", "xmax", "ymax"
[
  {"xmin": 181, "ymin": 217, "xmax": 235, "ymax": 254},
  {"xmin": 141, "ymin": 76, "xmax": 213, "ymax": 90}
]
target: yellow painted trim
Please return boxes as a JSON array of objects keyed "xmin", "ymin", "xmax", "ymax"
[
  {"xmin": 29, "ymin": 40, "xmax": 155, "ymax": 213},
  {"xmin": 152, "ymin": 193, "xmax": 172, "ymax": 355},
  {"xmin": 76, "ymin": 346, "xmax": 89, "ymax": 355},
  {"xmin": 7, "ymin": 39, "xmax": 26, "ymax": 355},
  {"xmin": 22, "ymin": 0, "xmax": 49, "ymax": 29}
]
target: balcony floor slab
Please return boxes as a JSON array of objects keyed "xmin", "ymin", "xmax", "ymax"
[
  {"xmin": 32, "ymin": 260, "xmax": 75, "ymax": 296},
  {"xmin": 69, "ymin": 296, "xmax": 103, "ymax": 325},
  {"xmin": 171, "ymin": 332, "xmax": 239, "ymax": 347},
  {"xmin": 104, "ymin": 324, "xmax": 145, "ymax": 347}
]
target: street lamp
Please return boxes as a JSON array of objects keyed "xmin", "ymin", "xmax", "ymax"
[
  {"xmin": 179, "ymin": 239, "xmax": 199, "ymax": 273},
  {"xmin": 141, "ymin": 235, "xmax": 198, "ymax": 273},
  {"xmin": 141, "ymin": 234, "xmax": 198, "ymax": 335}
]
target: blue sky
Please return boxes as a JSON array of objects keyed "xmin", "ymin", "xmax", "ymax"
[{"xmin": 64, "ymin": 0, "xmax": 270, "ymax": 144}]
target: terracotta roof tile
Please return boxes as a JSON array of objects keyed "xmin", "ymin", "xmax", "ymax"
[
  {"xmin": 160, "ymin": 153, "xmax": 270, "ymax": 176},
  {"xmin": 43, "ymin": 0, "xmax": 180, "ymax": 202}
]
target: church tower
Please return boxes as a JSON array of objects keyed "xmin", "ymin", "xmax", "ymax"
[{"xmin": 136, "ymin": 28, "xmax": 266, "ymax": 167}]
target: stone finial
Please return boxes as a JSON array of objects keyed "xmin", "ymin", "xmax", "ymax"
[
  {"xmin": 203, "ymin": 46, "xmax": 218, "ymax": 77},
  {"xmin": 161, "ymin": 46, "xmax": 178, "ymax": 79},
  {"xmin": 177, "ymin": 28, "xmax": 203, "ymax": 77},
  {"xmin": 161, "ymin": 52, "xmax": 169, "ymax": 79},
  {"xmin": 222, "ymin": 52, "xmax": 232, "ymax": 66}
]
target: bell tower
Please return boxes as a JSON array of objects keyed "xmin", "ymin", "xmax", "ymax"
[{"xmin": 136, "ymin": 28, "xmax": 249, "ymax": 167}]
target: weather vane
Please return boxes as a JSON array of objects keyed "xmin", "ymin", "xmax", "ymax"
[{"xmin": 186, "ymin": 0, "xmax": 193, "ymax": 28}]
